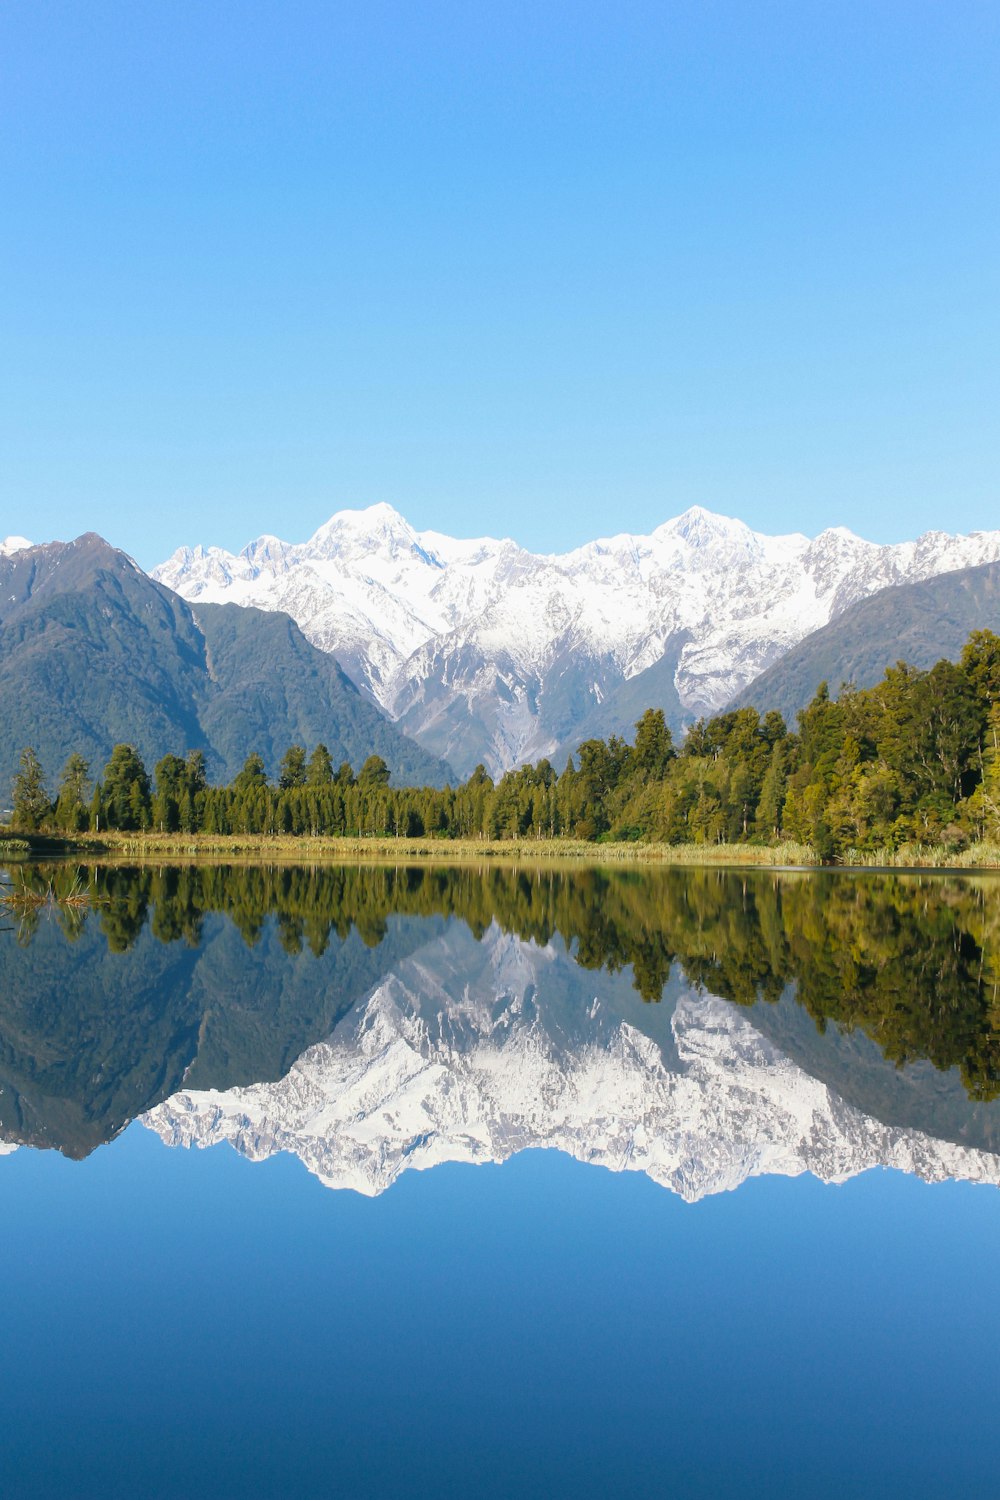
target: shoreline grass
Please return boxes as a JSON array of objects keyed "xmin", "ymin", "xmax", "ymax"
[
  {"xmin": 6, "ymin": 830, "xmax": 817, "ymax": 866},
  {"xmin": 6, "ymin": 830, "xmax": 1000, "ymax": 870}
]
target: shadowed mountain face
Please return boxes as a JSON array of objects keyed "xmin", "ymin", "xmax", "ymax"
[
  {"xmin": 0, "ymin": 534, "xmax": 452, "ymax": 787},
  {"xmin": 729, "ymin": 559, "xmax": 1000, "ymax": 724},
  {"xmin": 2, "ymin": 863, "xmax": 1000, "ymax": 1182}
]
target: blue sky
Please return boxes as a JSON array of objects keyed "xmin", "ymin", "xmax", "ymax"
[{"xmin": 1, "ymin": 1, "xmax": 997, "ymax": 568}]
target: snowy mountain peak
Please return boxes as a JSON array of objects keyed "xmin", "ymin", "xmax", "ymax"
[
  {"xmin": 0, "ymin": 535, "xmax": 32, "ymax": 557},
  {"xmin": 308, "ymin": 501, "xmax": 422, "ymax": 550},
  {"xmin": 657, "ymin": 505, "xmax": 752, "ymax": 545}
]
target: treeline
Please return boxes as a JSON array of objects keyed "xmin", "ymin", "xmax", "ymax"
[{"xmin": 11, "ymin": 628, "xmax": 1000, "ymax": 856}]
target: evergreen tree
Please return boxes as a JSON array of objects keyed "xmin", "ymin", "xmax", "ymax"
[
  {"xmin": 11, "ymin": 747, "xmax": 51, "ymax": 831},
  {"xmin": 153, "ymin": 753, "xmax": 187, "ymax": 832},
  {"xmin": 279, "ymin": 745, "xmax": 308, "ymax": 789},
  {"xmin": 307, "ymin": 744, "xmax": 334, "ymax": 786},
  {"xmin": 357, "ymin": 754, "xmax": 390, "ymax": 787},
  {"xmin": 186, "ymin": 750, "xmax": 208, "ymax": 795},
  {"xmin": 233, "ymin": 753, "xmax": 268, "ymax": 793},
  {"xmin": 101, "ymin": 745, "xmax": 151, "ymax": 830},
  {"xmin": 633, "ymin": 709, "xmax": 675, "ymax": 778},
  {"xmin": 54, "ymin": 753, "xmax": 91, "ymax": 832}
]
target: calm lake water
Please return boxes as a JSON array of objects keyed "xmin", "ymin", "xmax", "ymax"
[{"xmin": 2, "ymin": 861, "xmax": 1000, "ymax": 1498}]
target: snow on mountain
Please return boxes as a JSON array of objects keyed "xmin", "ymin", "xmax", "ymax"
[
  {"xmin": 154, "ymin": 504, "xmax": 1000, "ymax": 776},
  {"xmin": 0, "ymin": 536, "xmax": 32, "ymax": 556},
  {"xmin": 142, "ymin": 924, "xmax": 1000, "ymax": 1202}
]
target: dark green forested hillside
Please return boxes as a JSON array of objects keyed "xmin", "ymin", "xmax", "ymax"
[
  {"xmin": 730, "ymin": 559, "xmax": 1000, "ymax": 724},
  {"xmin": 0, "ymin": 534, "xmax": 451, "ymax": 787}
]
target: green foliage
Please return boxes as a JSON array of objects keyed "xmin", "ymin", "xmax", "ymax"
[
  {"xmin": 279, "ymin": 745, "xmax": 308, "ymax": 789},
  {"xmin": 11, "ymin": 747, "xmax": 52, "ymax": 831},
  {"xmin": 307, "ymin": 744, "xmax": 334, "ymax": 786},
  {"xmin": 54, "ymin": 753, "xmax": 91, "ymax": 832},
  {"xmin": 101, "ymin": 744, "xmax": 151, "ymax": 831}
]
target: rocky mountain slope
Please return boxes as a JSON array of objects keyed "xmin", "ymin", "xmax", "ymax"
[
  {"xmin": 729, "ymin": 558, "xmax": 1000, "ymax": 725},
  {"xmin": 0, "ymin": 534, "xmax": 450, "ymax": 786},
  {"xmin": 143, "ymin": 923, "xmax": 1000, "ymax": 1200},
  {"xmin": 155, "ymin": 504, "xmax": 1000, "ymax": 776}
]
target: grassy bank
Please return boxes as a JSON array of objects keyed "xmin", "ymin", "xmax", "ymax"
[
  {"xmin": 10, "ymin": 830, "xmax": 1000, "ymax": 869},
  {"xmin": 839, "ymin": 841, "xmax": 1000, "ymax": 869},
  {"xmin": 18, "ymin": 831, "xmax": 819, "ymax": 866}
]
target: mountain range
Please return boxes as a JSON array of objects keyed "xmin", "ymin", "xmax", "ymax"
[
  {"xmin": 5, "ymin": 502, "xmax": 1000, "ymax": 787},
  {"xmin": 155, "ymin": 504, "xmax": 1000, "ymax": 776},
  {"xmin": 0, "ymin": 533, "xmax": 450, "ymax": 786}
]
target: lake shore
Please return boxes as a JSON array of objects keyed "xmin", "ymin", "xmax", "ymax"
[{"xmin": 6, "ymin": 830, "xmax": 1000, "ymax": 869}]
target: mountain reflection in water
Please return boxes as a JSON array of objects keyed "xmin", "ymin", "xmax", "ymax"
[{"xmin": 3, "ymin": 862, "xmax": 1000, "ymax": 1193}]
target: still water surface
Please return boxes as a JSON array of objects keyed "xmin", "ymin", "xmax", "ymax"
[{"xmin": 2, "ymin": 862, "xmax": 1000, "ymax": 1497}]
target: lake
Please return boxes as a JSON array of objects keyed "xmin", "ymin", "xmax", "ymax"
[{"xmin": 2, "ymin": 861, "xmax": 1000, "ymax": 1498}]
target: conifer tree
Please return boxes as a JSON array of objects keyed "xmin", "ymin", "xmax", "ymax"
[
  {"xmin": 55, "ymin": 752, "xmax": 91, "ymax": 832},
  {"xmin": 11, "ymin": 747, "xmax": 51, "ymax": 831},
  {"xmin": 279, "ymin": 745, "xmax": 308, "ymax": 789},
  {"xmin": 102, "ymin": 745, "xmax": 151, "ymax": 830},
  {"xmin": 307, "ymin": 744, "xmax": 334, "ymax": 786},
  {"xmin": 357, "ymin": 754, "xmax": 390, "ymax": 787}
]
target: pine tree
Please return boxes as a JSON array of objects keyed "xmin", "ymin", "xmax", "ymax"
[
  {"xmin": 55, "ymin": 752, "xmax": 91, "ymax": 832},
  {"xmin": 633, "ymin": 709, "xmax": 675, "ymax": 778},
  {"xmin": 11, "ymin": 747, "xmax": 51, "ymax": 831},
  {"xmin": 357, "ymin": 754, "xmax": 390, "ymax": 787},
  {"xmin": 102, "ymin": 745, "xmax": 151, "ymax": 829},
  {"xmin": 279, "ymin": 745, "xmax": 307, "ymax": 789},
  {"xmin": 307, "ymin": 744, "xmax": 334, "ymax": 786}
]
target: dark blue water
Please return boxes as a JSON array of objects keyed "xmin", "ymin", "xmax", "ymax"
[
  {"xmin": 2, "ymin": 1132, "xmax": 999, "ymax": 1499},
  {"xmin": 3, "ymin": 861, "xmax": 1000, "ymax": 1497}
]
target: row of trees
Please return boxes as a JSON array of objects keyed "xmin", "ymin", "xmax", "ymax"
[{"xmin": 11, "ymin": 629, "xmax": 1000, "ymax": 855}]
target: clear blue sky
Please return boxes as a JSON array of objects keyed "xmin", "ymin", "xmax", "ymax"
[{"xmin": 1, "ymin": 1, "xmax": 997, "ymax": 568}]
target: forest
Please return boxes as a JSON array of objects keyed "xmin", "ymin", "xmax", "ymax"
[{"xmin": 10, "ymin": 628, "xmax": 1000, "ymax": 859}]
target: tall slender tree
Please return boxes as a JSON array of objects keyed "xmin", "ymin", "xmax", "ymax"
[{"xmin": 11, "ymin": 747, "xmax": 51, "ymax": 831}]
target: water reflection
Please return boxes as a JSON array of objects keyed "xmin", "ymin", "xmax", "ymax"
[{"xmin": 3, "ymin": 861, "xmax": 1000, "ymax": 1191}]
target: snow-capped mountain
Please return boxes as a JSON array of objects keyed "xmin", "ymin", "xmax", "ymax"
[
  {"xmin": 142, "ymin": 924, "xmax": 1000, "ymax": 1201},
  {"xmin": 154, "ymin": 504, "xmax": 1000, "ymax": 777},
  {"xmin": 0, "ymin": 535, "xmax": 32, "ymax": 557}
]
